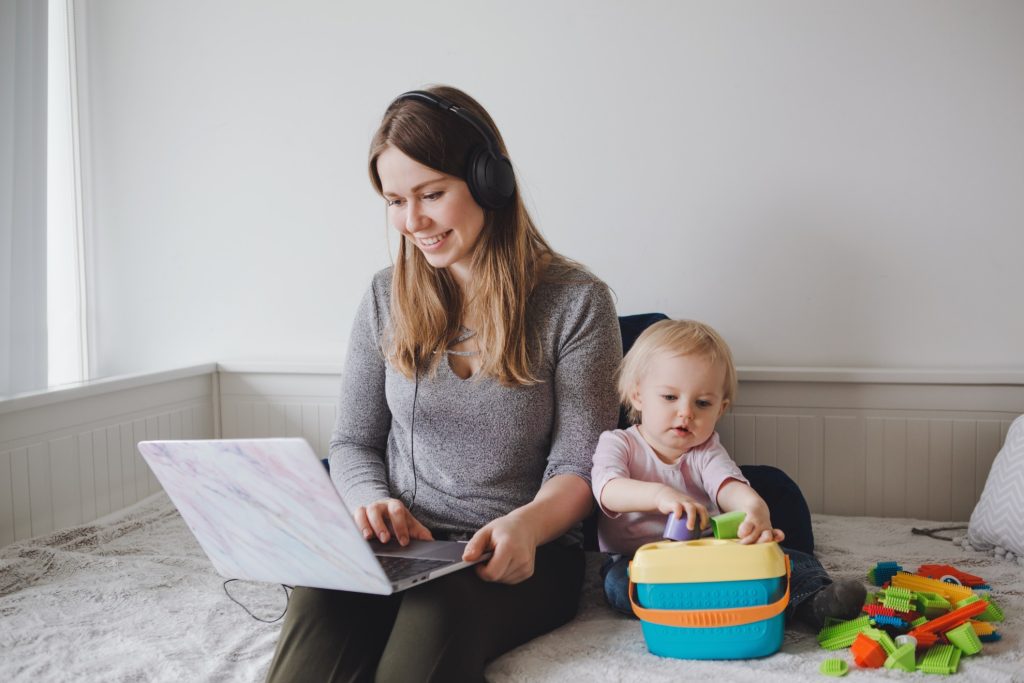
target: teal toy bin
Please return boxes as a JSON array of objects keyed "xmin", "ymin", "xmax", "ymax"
[{"xmin": 629, "ymin": 539, "xmax": 790, "ymax": 660}]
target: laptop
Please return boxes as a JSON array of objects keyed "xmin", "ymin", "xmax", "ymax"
[{"xmin": 137, "ymin": 438, "xmax": 487, "ymax": 594}]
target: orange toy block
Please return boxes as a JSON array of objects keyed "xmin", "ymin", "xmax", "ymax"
[
  {"xmin": 851, "ymin": 632, "xmax": 887, "ymax": 668},
  {"xmin": 908, "ymin": 598, "xmax": 988, "ymax": 640}
]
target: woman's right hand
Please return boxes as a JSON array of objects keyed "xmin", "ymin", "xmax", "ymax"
[{"xmin": 354, "ymin": 498, "xmax": 434, "ymax": 546}]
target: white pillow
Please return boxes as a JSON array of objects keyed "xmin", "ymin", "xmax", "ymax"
[{"xmin": 967, "ymin": 415, "xmax": 1024, "ymax": 561}]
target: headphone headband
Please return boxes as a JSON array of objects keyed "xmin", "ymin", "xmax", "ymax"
[
  {"xmin": 394, "ymin": 90, "xmax": 502, "ymax": 156},
  {"xmin": 389, "ymin": 90, "xmax": 516, "ymax": 210}
]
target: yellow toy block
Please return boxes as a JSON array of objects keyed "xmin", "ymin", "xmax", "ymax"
[
  {"xmin": 890, "ymin": 572, "xmax": 974, "ymax": 604},
  {"xmin": 970, "ymin": 620, "xmax": 996, "ymax": 636}
]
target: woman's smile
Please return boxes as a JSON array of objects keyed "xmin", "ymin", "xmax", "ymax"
[{"xmin": 417, "ymin": 229, "xmax": 453, "ymax": 249}]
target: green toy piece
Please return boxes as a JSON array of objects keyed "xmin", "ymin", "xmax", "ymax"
[
  {"xmin": 954, "ymin": 594, "xmax": 981, "ymax": 607},
  {"xmin": 816, "ymin": 616, "xmax": 871, "ymax": 650},
  {"xmin": 884, "ymin": 643, "xmax": 917, "ymax": 672},
  {"xmin": 915, "ymin": 591, "xmax": 951, "ymax": 617},
  {"xmin": 977, "ymin": 596, "xmax": 1005, "ymax": 622},
  {"xmin": 861, "ymin": 627, "xmax": 897, "ymax": 655},
  {"xmin": 881, "ymin": 586, "xmax": 914, "ymax": 613},
  {"xmin": 819, "ymin": 659, "xmax": 849, "ymax": 677},
  {"xmin": 710, "ymin": 510, "xmax": 746, "ymax": 539},
  {"xmin": 945, "ymin": 622, "xmax": 983, "ymax": 655},
  {"xmin": 917, "ymin": 644, "xmax": 962, "ymax": 675}
]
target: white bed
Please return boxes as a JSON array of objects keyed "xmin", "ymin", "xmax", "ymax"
[{"xmin": 1, "ymin": 491, "xmax": 1021, "ymax": 682}]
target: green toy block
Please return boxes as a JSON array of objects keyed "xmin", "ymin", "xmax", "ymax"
[
  {"xmin": 881, "ymin": 586, "xmax": 914, "ymax": 613},
  {"xmin": 955, "ymin": 594, "xmax": 981, "ymax": 607},
  {"xmin": 917, "ymin": 644, "xmax": 962, "ymax": 675},
  {"xmin": 910, "ymin": 616, "xmax": 928, "ymax": 627},
  {"xmin": 915, "ymin": 591, "xmax": 951, "ymax": 617},
  {"xmin": 978, "ymin": 598, "xmax": 1005, "ymax": 622},
  {"xmin": 819, "ymin": 659, "xmax": 849, "ymax": 677},
  {"xmin": 884, "ymin": 643, "xmax": 917, "ymax": 672},
  {"xmin": 945, "ymin": 623, "xmax": 982, "ymax": 655},
  {"xmin": 860, "ymin": 627, "xmax": 897, "ymax": 655},
  {"xmin": 710, "ymin": 510, "xmax": 746, "ymax": 539},
  {"xmin": 817, "ymin": 615, "xmax": 871, "ymax": 650}
]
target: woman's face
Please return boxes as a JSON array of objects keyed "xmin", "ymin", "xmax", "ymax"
[{"xmin": 376, "ymin": 145, "xmax": 485, "ymax": 287}]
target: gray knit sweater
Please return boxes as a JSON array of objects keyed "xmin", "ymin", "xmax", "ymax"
[{"xmin": 329, "ymin": 266, "xmax": 621, "ymax": 544}]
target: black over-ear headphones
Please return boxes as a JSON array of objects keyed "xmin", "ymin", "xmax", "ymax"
[{"xmin": 391, "ymin": 90, "xmax": 516, "ymax": 210}]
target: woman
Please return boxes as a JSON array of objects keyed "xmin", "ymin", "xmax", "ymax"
[{"xmin": 265, "ymin": 86, "xmax": 621, "ymax": 682}]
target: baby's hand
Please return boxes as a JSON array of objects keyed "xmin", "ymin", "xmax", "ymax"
[
  {"xmin": 654, "ymin": 486, "xmax": 709, "ymax": 531},
  {"xmin": 736, "ymin": 507, "xmax": 785, "ymax": 545}
]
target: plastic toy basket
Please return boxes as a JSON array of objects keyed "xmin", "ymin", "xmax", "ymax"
[{"xmin": 629, "ymin": 539, "xmax": 790, "ymax": 659}]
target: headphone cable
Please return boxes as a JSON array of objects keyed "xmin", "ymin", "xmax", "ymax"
[
  {"xmin": 222, "ymin": 579, "xmax": 292, "ymax": 623},
  {"xmin": 399, "ymin": 358, "xmax": 419, "ymax": 511}
]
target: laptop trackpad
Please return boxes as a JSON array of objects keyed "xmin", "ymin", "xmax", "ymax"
[{"xmin": 370, "ymin": 539, "xmax": 472, "ymax": 562}]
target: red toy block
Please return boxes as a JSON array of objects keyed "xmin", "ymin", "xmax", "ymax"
[
  {"xmin": 863, "ymin": 604, "xmax": 915, "ymax": 620},
  {"xmin": 851, "ymin": 632, "xmax": 887, "ymax": 668},
  {"xmin": 916, "ymin": 564, "xmax": 987, "ymax": 587}
]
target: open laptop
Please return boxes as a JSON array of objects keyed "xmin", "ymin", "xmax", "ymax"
[{"xmin": 137, "ymin": 438, "xmax": 487, "ymax": 594}]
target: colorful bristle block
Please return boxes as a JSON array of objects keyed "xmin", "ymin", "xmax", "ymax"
[
  {"xmin": 884, "ymin": 643, "xmax": 917, "ymax": 672},
  {"xmin": 851, "ymin": 633, "xmax": 887, "ymax": 668},
  {"xmin": 819, "ymin": 659, "xmax": 849, "ymax": 677},
  {"xmin": 816, "ymin": 615, "xmax": 871, "ymax": 650},
  {"xmin": 917, "ymin": 644, "xmax": 962, "ymax": 675},
  {"xmin": 945, "ymin": 623, "xmax": 982, "ymax": 655}
]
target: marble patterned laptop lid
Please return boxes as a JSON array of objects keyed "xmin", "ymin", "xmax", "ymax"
[{"xmin": 137, "ymin": 438, "xmax": 393, "ymax": 594}]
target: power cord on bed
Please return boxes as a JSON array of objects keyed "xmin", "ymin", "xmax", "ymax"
[
  {"xmin": 222, "ymin": 580, "xmax": 293, "ymax": 623},
  {"xmin": 910, "ymin": 525, "xmax": 968, "ymax": 542}
]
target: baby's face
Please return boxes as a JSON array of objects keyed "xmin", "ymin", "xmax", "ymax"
[{"xmin": 631, "ymin": 351, "xmax": 730, "ymax": 462}]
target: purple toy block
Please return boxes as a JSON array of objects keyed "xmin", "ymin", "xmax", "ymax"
[{"xmin": 664, "ymin": 512, "xmax": 703, "ymax": 541}]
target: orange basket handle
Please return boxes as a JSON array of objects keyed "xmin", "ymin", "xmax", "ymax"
[{"xmin": 629, "ymin": 555, "xmax": 791, "ymax": 628}]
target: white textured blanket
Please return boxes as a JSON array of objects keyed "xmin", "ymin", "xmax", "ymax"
[{"xmin": 1, "ymin": 492, "xmax": 1021, "ymax": 682}]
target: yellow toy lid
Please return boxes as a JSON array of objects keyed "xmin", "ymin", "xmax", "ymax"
[{"xmin": 629, "ymin": 539, "xmax": 787, "ymax": 584}]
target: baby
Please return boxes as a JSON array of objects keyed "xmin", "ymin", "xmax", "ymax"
[{"xmin": 591, "ymin": 319, "xmax": 865, "ymax": 627}]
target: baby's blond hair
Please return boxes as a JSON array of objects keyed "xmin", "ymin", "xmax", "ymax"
[{"xmin": 618, "ymin": 319, "xmax": 737, "ymax": 425}]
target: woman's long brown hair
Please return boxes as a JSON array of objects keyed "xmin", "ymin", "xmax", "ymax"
[{"xmin": 368, "ymin": 85, "xmax": 576, "ymax": 386}]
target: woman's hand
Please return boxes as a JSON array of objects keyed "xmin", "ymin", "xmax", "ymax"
[
  {"xmin": 462, "ymin": 513, "xmax": 538, "ymax": 585},
  {"xmin": 354, "ymin": 498, "xmax": 434, "ymax": 546},
  {"xmin": 654, "ymin": 485, "xmax": 710, "ymax": 531},
  {"xmin": 735, "ymin": 506, "xmax": 785, "ymax": 545},
  {"xmin": 462, "ymin": 474, "xmax": 591, "ymax": 585}
]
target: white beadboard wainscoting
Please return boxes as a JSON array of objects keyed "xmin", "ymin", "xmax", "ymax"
[
  {"xmin": 216, "ymin": 365, "xmax": 341, "ymax": 457},
  {"xmin": 2, "ymin": 363, "xmax": 1022, "ymax": 547},
  {"xmin": 0, "ymin": 366, "xmax": 217, "ymax": 547},
  {"xmin": 717, "ymin": 371, "xmax": 1023, "ymax": 522}
]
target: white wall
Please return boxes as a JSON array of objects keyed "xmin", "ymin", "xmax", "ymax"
[{"xmin": 78, "ymin": 0, "xmax": 1024, "ymax": 377}]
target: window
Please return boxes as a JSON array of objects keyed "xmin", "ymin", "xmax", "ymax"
[
  {"xmin": 46, "ymin": 0, "xmax": 88, "ymax": 388},
  {"xmin": 0, "ymin": 0, "xmax": 87, "ymax": 397}
]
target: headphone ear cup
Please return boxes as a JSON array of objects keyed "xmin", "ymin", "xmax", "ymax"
[{"xmin": 467, "ymin": 146, "xmax": 515, "ymax": 210}]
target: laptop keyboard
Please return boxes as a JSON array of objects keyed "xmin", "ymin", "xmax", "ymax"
[{"xmin": 376, "ymin": 555, "xmax": 452, "ymax": 582}]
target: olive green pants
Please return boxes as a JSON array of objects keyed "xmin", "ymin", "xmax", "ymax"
[{"xmin": 265, "ymin": 542, "xmax": 584, "ymax": 683}]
